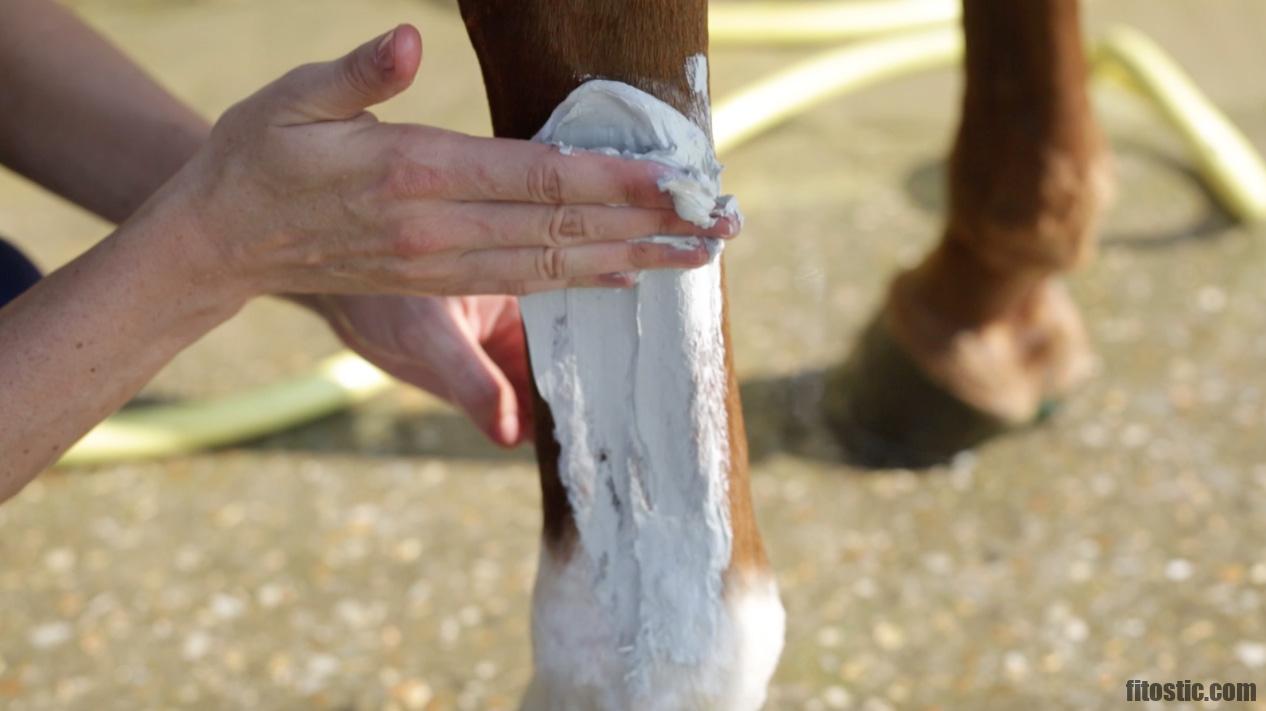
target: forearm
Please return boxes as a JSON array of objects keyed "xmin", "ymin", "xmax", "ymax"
[
  {"xmin": 0, "ymin": 0, "xmax": 208, "ymax": 223},
  {"xmin": 0, "ymin": 180, "xmax": 246, "ymax": 500}
]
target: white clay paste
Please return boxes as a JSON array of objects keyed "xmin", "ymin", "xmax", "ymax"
[{"xmin": 522, "ymin": 76, "xmax": 741, "ymax": 701}]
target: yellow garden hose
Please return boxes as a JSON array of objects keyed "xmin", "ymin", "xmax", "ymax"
[
  {"xmin": 57, "ymin": 352, "xmax": 391, "ymax": 466},
  {"xmin": 708, "ymin": 0, "xmax": 958, "ymax": 45},
  {"xmin": 57, "ymin": 4, "xmax": 1266, "ymax": 466},
  {"xmin": 714, "ymin": 26, "xmax": 962, "ymax": 155},
  {"xmin": 1094, "ymin": 26, "xmax": 1266, "ymax": 223}
]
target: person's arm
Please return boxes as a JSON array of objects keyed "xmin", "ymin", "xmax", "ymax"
[
  {"xmin": 0, "ymin": 179, "xmax": 243, "ymax": 498},
  {"xmin": 0, "ymin": 0, "xmax": 208, "ymax": 223},
  {"xmin": 0, "ymin": 2, "xmax": 535, "ymax": 449},
  {"xmin": 0, "ymin": 25, "xmax": 735, "ymax": 498}
]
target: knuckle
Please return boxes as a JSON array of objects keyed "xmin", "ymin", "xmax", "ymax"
[
  {"xmin": 389, "ymin": 222, "xmax": 441, "ymax": 258},
  {"xmin": 623, "ymin": 165, "xmax": 657, "ymax": 206},
  {"xmin": 623, "ymin": 178, "xmax": 643, "ymax": 208},
  {"xmin": 380, "ymin": 157, "xmax": 447, "ymax": 200},
  {"xmin": 397, "ymin": 255, "xmax": 446, "ymax": 283},
  {"xmin": 536, "ymin": 247, "xmax": 569, "ymax": 281},
  {"xmin": 527, "ymin": 156, "xmax": 566, "ymax": 204},
  {"xmin": 547, "ymin": 205, "xmax": 587, "ymax": 246},
  {"xmin": 216, "ymin": 98, "xmax": 253, "ymax": 131},
  {"xmin": 629, "ymin": 240, "xmax": 656, "ymax": 267},
  {"xmin": 657, "ymin": 209, "xmax": 682, "ymax": 235},
  {"xmin": 465, "ymin": 158, "xmax": 499, "ymax": 199},
  {"xmin": 339, "ymin": 55, "xmax": 379, "ymax": 101},
  {"xmin": 214, "ymin": 98, "xmax": 275, "ymax": 143}
]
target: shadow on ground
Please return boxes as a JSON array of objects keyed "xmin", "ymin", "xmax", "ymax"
[{"xmin": 247, "ymin": 371, "xmax": 850, "ymax": 466}]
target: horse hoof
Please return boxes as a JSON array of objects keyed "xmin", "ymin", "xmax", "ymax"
[{"xmin": 824, "ymin": 317, "xmax": 1035, "ymax": 468}]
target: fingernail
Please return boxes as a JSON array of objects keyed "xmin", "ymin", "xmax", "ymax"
[
  {"xmin": 670, "ymin": 246, "xmax": 709, "ymax": 267},
  {"xmin": 598, "ymin": 271, "xmax": 639, "ymax": 288},
  {"xmin": 712, "ymin": 216, "xmax": 738, "ymax": 238},
  {"xmin": 376, "ymin": 29, "xmax": 397, "ymax": 71}
]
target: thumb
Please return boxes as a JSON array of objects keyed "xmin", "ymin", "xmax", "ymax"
[
  {"xmin": 272, "ymin": 24, "xmax": 423, "ymax": 123},
  {"xmin": 448, "ymin": 347, "xmax": 522, "ymax": 447}
]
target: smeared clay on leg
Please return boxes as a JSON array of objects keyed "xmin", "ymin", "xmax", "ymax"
[{"xmin": 517, "ymin": 79, "xmax": 782, "ymax": 711}]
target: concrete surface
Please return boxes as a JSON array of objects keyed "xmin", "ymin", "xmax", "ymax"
[{"xmin": 1, "ymin": 0, "xmax": 1265, "ymax": 709}]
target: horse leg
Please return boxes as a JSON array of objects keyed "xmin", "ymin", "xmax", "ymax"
[
  {"xmin": 456, "ymin": 2, "xmax": 783, "ymax": 708},
  {"xmin": 828, "ymin": 0, "xmax": 1107, "ymax": 466}
]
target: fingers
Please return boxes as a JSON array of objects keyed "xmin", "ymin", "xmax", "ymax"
[
  {"xmin": 395, "ymin": 132, "xmax": 684, "ymax": 209},
  {"xmin": 269, "ymin": 24, "xmax": 423, "ymax": 124},
  {"xmin": 395, "ymin": 202, "xmax": 738, "ymax": 253},
  {"xmin": 451, "ymin": 239, "xmax": 712, "ymax": 292}
]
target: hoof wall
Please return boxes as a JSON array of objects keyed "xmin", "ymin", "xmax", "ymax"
[{"xmin": 824, "ymin": 319, "xmax": 1034, "ymax": 468}]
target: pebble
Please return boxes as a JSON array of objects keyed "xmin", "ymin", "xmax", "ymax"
[
  {"xmin": 394, "ymin": 679, "xmax": 434, "ymax": 709},
  {"xmin": 256, "ymin": 583, "xmax": 287, "ymax": 609},
  {"xmin": 852, "ymin": 578, "xmax": 878, "ymax": 599},
  {"xmin": 1165, "ymin": 559, "xmax": 1195, "ymax": 582},
  {"xmin": 43, "ymin": 548, "xmax": 76, "ymax": 573},
  {"xmin": 475, "ymin": 661, "xmax": 498, "ymax": 680},
  {"xmin": 1235, "ymin": 642, "xmax": 1266, "ymax": 669},
  {"xmin": 1180, "ymin": 620, "xmax": 1215, "ymax": 643},
  {"xmin": 1196, "ymin": 286, "xmax": 1228, "ymax": 313},
  {"xmin": 1251, "ymin": 562, "xmax": 1266, "ymax": 585},
  {"xmin": 394, "ymin": 538, "xmax": 424, "ymax": 562},
  {"xmin": 1004, "ymin": 651, "xmax": 1029, "ymax": 680},
  {"xmin": 296, "ymin": 654, "xmax": 339, "ymax": 694},
  {"xmin": 28, "ymin": 622, "xmax": 72, "ymax": 650},
  {"xmin": 182, "ymin": 632, "xmax": 212, "ymax": 661},
  {"xmin": 458, "ymin": 605, "xmax": 484, "ymax": 626},
  {"xmin": 817, "ymin": 626, "xmax": 843, "ymax": 648},
  {"xmin": 1064, "ymin": 617, "xmax": 1089, "ymax": 643},
  {"xmin": 872, "ymin": 621, "xmax": 905, "ymax": 651},
  {"xmin": 210, "ymin": 593, "xmax": 246, "ymax": 621},
  {"xmin": 440, "ymin": 618, "xmax": 461, "ymax": 644},
  {"xmin": 823, "ymin": 685, "xmax": 853, "ymax": 709}
]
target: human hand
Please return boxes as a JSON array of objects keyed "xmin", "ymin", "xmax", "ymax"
[
  {"xmin": 308, "ymin": 293, "xmax": 533, "ymax": 446},
  {"xmin": 171, "ymin": 24, "xmax": 736, "ymax": 301}
]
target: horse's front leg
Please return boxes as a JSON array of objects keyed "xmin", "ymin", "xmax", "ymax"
[{"xmin": 456, "ymin": 2, "xmax": 784, "ymax": 709}]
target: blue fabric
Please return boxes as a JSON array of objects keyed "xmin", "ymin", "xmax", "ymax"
[{"xmin": 0, "ymin": 239, "xmax": 42, "ymax": 308}]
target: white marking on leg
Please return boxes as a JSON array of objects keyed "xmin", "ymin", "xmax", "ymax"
[{"xmin": 525, "ymin": 548, "xmax": 784, "ymax": 711}]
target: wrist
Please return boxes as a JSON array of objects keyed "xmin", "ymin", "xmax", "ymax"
[{"xmin": 116, "ymin": 165, "xmax": 258, "ymax": 329}]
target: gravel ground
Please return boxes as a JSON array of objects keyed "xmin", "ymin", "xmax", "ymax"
[{"xmin": 2, "ymin": 1, "xmax": 1266, "ymax": 709}]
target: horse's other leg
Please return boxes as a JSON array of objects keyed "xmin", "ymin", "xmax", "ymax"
[
  {"xmin": 456, "ymin": 2, "xmax": 782, "ymax": 709},
  {"xmin": 828, "ymin": 0, "xmax": 1107, "ymax": 466}
]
